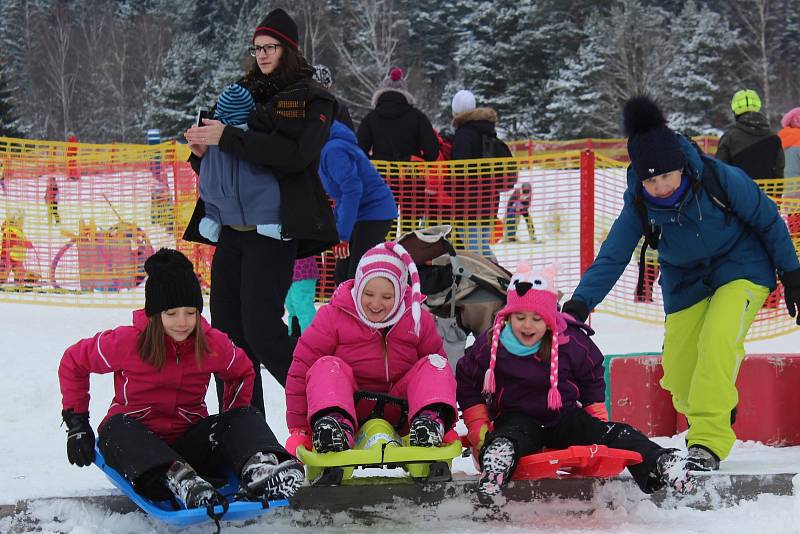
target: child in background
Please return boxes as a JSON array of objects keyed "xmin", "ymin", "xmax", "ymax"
[
  {"xmin": 457, "ymin": 263, "xmax": 693, "ymax": 499},
  {"xmin": 195, "ymin": 83, "xmax": 257, "ymax": 244},
  {"xmin": 284, "ymin": 242, "xmax": 457, "ymax": 456},
  {"xmin": 58, "ymin": 249, "xmax": 304, "ymax": 509},
  {"xmin": 285, "ymin": 256, "xmax": 319, "ymax": 336}
]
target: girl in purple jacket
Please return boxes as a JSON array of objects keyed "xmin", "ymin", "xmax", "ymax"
[{"xmin": 456, "ymin": 263, "xmax": 693, "ymax": 499}]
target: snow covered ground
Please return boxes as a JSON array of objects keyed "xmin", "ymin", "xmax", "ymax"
[{"xmin": 1, "ymin": 300, "xmax": 800, "ymax": 533}]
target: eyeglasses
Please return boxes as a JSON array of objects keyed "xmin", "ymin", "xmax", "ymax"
[{"xmin": 249, "ymin": 44, "xmax": 281, "ymax": 56}]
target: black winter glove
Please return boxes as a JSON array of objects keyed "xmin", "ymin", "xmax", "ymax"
[
  {"xmin": 780, "ymin": 269, "xmax": 800, "ymax": 326},
  {"xmin": 62, "ymin": 409, "xmax": 96, "ymax": 467},
  {"xmin": 561, "ymin": 299, "xmax": 589, "ymax": 324}
]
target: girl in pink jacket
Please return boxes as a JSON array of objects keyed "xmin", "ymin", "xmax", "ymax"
[
  {"xmin": 58, "ymin": 249, "xmax": 304, "ymax": 510},
  {"xmin": 284, "ymin": 242, "xmax": 457, "ymax": 455}
]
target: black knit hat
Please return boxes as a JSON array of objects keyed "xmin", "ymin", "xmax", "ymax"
[
  {"xmin": 253, "ymin": 8, "xmax": 298, "ymax": 50},
  {"xmin": 144, "ymin": 249, "xmax": 203, "ymax": 316},
  {"xmin": 623, "ymin": 96, "xmax": 686, "ymax": 180}
]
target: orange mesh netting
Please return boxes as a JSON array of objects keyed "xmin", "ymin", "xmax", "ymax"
[{"xmin": 0, "ymin": 136, "xmax": 796, "ymax": 341}]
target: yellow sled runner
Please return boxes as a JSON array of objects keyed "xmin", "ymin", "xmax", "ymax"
[{"xmin": 296, "ymin": 392, "xmax": 462, "ymax": 485}]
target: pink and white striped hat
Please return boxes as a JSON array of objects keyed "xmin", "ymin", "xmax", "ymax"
[
  {"xmin": 351, "ymin": 242, "xmax": 422, "ymax": 335},
  {"xmin": 483, "ymin": 263, "xmax": 569, "ymax": 411}
]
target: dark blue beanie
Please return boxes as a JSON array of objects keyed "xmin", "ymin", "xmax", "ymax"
[{"xmin": 623, "ymin": 96, "xmax": 687, "ymax": 180}]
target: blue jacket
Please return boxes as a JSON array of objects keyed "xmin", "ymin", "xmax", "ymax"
[
  {"xmin": 456, "ymin": 319, "xmax": 606, "ymax": 427},
  {"xmin": 319, "ymin": 121, "xmax": 397, "ymax": 241},
  {"xmin": 199, "ymin": 145, "xmax": 280, "ymax": 226},
  {"xmin": 573, "ymin": 136, "xmax": 800, "ymax": 314}
]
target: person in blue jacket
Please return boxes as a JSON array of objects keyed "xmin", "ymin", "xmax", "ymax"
[
  {"xmin": 319, "ymin": 120, "xmax": 398, "ymax": 283},
  {"xmin": 561, "ymin": 96, "xmax": 800, "ymax": 472}
]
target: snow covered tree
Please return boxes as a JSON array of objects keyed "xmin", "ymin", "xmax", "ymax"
[
  {"xmin": 330, "ymin": 0, "xmax": 410, "ymax": 119},
  {"xmin": 724, "ymin": 0, "xmax": 792, "ymax": 123},
  {"xmin": 544, "ymin": 0, "xmax": 673, "ymax": 137},
  {"xmin": 0, "ymin": 61, "xmax": 22, "ymax": 137},
  {"xmin": 663, "ymin": 0, "xmax": 738, "ymax": 135}
]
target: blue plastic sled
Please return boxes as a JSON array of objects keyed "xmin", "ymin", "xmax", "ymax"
[{"xmin": 94, "ymin": 448, "xmax": 289, "ymax": 527}]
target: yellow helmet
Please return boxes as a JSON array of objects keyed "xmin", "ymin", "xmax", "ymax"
[{"xmin": 731, "ymin": 89, "xmax": 762, "ymax": 115}]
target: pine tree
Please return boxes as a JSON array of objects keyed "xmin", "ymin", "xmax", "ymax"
[
  {"xmin": 543, "ymin": 0, "xmax": 673, "ymax": 137},
  {"xmin": 0, "ymin": 61, "xmax": 21, "ymax": 137},
  {"xmin": 663, "ymin": 0, "xmax": 738, "ymax": 135}
]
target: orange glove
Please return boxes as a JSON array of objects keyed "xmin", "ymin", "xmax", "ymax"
[
  {"xmin": 584, "ymin": 402, "xmax": 609, "ymax": 422},
  {"xmin": 462, "ymin": 404, "xmax": 490, "ymax": 450},
  {"xmin": 332, "ymin": 241, "xmax": 350, "ymax": 259},
  {"xmin": 284, "ymin": 427, "xmax": 312, "ymax": 458}
]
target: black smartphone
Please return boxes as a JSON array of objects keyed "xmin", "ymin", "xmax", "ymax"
[{"xmin": 196, "ymin": 108, "xmax": 213, "ymax": 126}]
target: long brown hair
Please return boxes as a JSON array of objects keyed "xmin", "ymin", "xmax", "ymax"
[
  {"xmin": 240, "ymin": 46, "xmax": 313, "ymax": 102},
  {"xmin": 137, "ymin": 312, "xmax": 210, "ymax": 369}
]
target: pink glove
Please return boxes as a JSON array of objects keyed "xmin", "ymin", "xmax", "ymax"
[
  {"xmin": 284, "ymin": 427, "xmax": 312, "ymax": 458},
  {"xmin": 584, "ymin": 402, "xmax": 609, "ymax": 422},
  {"xmin": 462, "ymin": 404, "xmax": 490, "ymax": 450},
  {"xmin": 332, "ymin": 241, "xmax": 350, "ymax": 259}
]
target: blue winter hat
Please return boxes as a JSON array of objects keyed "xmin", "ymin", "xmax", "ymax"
[
  {"xmin": 214, "ymin": 84, "xmax": 255, "ymax": 126},
  {"xmin": 623, "ymin": 96, "xmax": 686, "ymax": 180}
]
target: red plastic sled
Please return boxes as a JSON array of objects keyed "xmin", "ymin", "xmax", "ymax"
[{"xmin": 511, "ymin": 445, "xmax": 642, "ymax": 480}]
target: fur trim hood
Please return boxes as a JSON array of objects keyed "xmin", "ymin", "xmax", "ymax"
[{"xmin": 452, "ymin": 107, "xmax": 497, "ymax": 129}]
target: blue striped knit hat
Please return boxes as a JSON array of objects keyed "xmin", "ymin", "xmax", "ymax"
[{"xmin": 214, "ymin": 84, "xmax": 255, "ymax": 126}]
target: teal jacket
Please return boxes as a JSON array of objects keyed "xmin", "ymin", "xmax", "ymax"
[{"xmin": 572, "ymin": 136, "xmax": 799, "ymax": 314}]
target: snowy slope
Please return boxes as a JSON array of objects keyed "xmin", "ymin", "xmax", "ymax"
[{"xmin": 1, "ymin": 301, "xmax": 799, "ymax": 533}]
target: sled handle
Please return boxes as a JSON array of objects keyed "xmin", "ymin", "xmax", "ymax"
[{"xmin": 353, "ymin": 391, "xmax": 408, "ymax": 431}]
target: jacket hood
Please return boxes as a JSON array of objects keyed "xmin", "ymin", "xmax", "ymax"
[
  {"xmin": 329, "ymin": 120, "xmax": 357, "ymax": 144},
  {"xmin": 452, "ymin": 107, "xmax": 497, "ymax": 129},
  {"xmin": 330, "ymin": 279, "xmax": 415, "ymax": 322},
  {"xmin": 372, "ymin": 87, "xmax": 417, "ymax": 108},
  {"xmin": 779, "ymin": 127, "xmax": 800, "ymax": 149},
  {"xmin": 372, "ymin": 91, "xmax": 415, "ymax": 117},
  {"xmin": 733, "ymin": 111, "xmax": 771, "ymax": 135}
]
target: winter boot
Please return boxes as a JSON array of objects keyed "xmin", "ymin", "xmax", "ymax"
[
  {"xmin": 164, "ymin": 460, "xmax": 217, "ymax": 509},
  {"xmin": 312, "ymin": 412, "xmax": 355, "ymax": 453},
  {"xmin": 409, "ymin": 408, "xmax": 445, "ymax": 447},
  {"xmin": 477, "ymin": 437, "xmax": 516, "ymax": 498},
  {"xmin": 653, "ymin": 449, "xmax": 695, "ymax": 494},
  {"xmin": 686, "ymin": 445, "xmax": 720, "ymax": 471},
  {"xmin": 241, "ymin": 452, "xmax": 305, "ymax": 500}
]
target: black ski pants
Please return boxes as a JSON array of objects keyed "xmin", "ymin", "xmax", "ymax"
[
  {"xmin": 97, "ymin": 407, "xmax": 287, "ymax": 501},
  {"xmin": 482, "ymin": 408, "xmax": 666, "ymax": 493},
  {"xmin": 210, "ymin": 227, "xmax": 298, "ymax": 413}
]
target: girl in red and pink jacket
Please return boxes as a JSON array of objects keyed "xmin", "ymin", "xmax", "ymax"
[
  {"xmin": 284, "ymin": 242, "xmax": 457, "ymax": 455},
  {"xmin": 58, "ymin": 249, "xmax": 304, "ymax": 510}
]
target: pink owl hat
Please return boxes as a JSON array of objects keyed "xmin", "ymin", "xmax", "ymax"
[
  {"xmin": 483, "ymin": 263, "xmax": 568, "ymax": 410},
  {"xmin": 351, "ymin": 242, "xmax": 423, "ymax": 335}
]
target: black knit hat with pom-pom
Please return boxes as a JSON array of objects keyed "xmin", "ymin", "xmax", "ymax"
[
  {"xmin": 623, "ymin": 95, "xmax": 686, "ymax": 181},
  {"xmin": 144, "ymin": 248, "xmax": 203, "ymax": 316}
]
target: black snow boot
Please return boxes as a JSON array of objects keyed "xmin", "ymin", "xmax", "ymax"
[
  {"xmin": 312, "ymin": 412, "xmax": 355, "ymax": 453},
  {"xmin": 409, "ymin": 408, "xmax": 445, "ymax": 447},
  {"xmin": 164, "ymin": 460, "xmax": 217, "ymax": 509},
  {"xmin": 477, "ymin": 437, "xmax": 516, "ymax": 498},
  {"xmin": 686, "ymin": 445, "xmax": 720, "ymax": 471},
  {"xmin": 241, "ymin": 452, "xmax": 305, "ymax": 500}
]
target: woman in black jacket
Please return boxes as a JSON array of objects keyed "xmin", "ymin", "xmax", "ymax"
[{"xmin": 184, "ymin": 8, "xmax": 338, "ymax": 414}]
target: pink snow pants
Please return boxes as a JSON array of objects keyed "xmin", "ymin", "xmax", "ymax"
[{"xmin": 305, "ymin": 354, "xmax": 457, "ymax": 430}]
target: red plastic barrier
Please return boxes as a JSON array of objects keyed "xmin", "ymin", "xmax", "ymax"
[
  {"xmin": 609, "ymin": 355, "xmax": 677, "ymax": 437},
  {"xmin": 512, "ymin": 445, "xmax": 642, "ymax": 480},
  {"xmin": 677, "ymin": 353, "xmax": 800, "ymax": 446}
]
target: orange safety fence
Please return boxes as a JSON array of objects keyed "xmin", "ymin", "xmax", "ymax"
[{"xmin": 1, "ymin": 136, "xmax": 797, "ymax": 341}]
